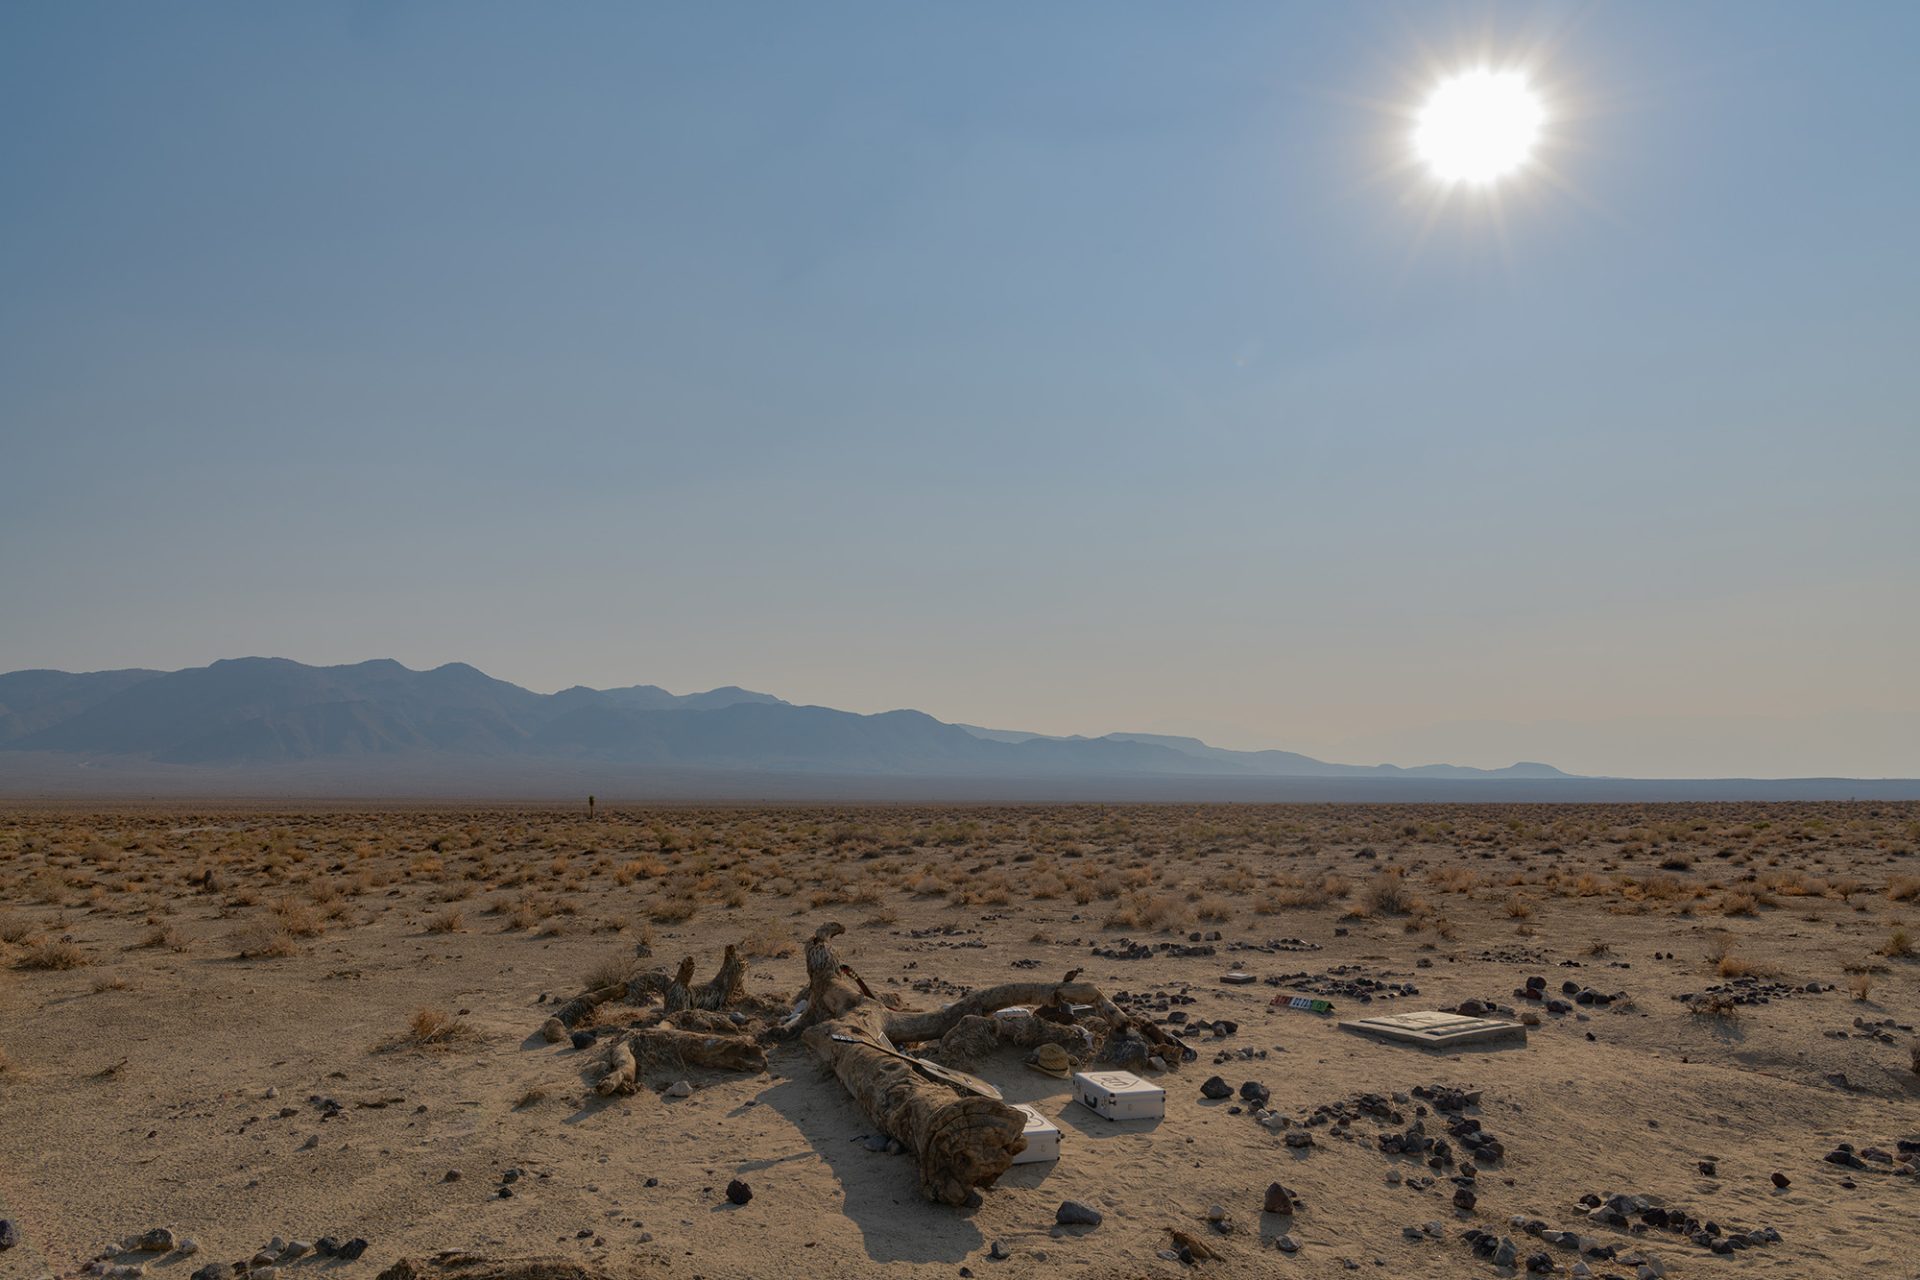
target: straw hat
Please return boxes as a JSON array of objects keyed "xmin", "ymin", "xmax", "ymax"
[{"xmin": 1025, "ymin": 1042, "xmax": 1077, "ymax": 1079}]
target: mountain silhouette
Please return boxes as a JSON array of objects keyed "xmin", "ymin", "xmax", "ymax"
[{"xmin": 0, "ymin": 656, "xmax": 1564, "ymax": 778}]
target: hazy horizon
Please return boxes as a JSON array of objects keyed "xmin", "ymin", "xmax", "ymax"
[{"xmin": 4, "ymin": 3, "xmax": 1917, "ymax": 780}]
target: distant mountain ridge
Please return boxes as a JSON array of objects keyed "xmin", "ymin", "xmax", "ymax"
[{"xmin": 0, "ymin": 656, "xmax": 1569, "ymax": 781}]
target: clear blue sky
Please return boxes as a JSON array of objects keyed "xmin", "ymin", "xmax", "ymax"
[{"xmin": 3, "ymin": 2, "xmax": 1915, "ymax": 777}]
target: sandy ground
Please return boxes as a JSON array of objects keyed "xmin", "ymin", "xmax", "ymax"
[{"xmin": 1, "ymin": 803, "xmax": 1916, "ymax": 1280}]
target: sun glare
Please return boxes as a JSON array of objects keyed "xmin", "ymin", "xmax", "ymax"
[{"xmin": 1414, "ymin": 69, "xmax": 1543, "ymax": 185}]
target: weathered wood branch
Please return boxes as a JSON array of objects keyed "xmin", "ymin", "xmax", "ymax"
[{"xmin": 791, "ymin": 922, "xmax": 1180, "ymax": 1205}]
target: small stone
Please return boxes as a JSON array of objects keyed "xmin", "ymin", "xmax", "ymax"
[
  {"xmin": 569, "ymin": 1030, "xmax": 596, "ymax": 1050},
  {"xmin": 1263, "ymin": 1182, "xmax": 1295, "ymax": 1215},
  {"xmin": 191, "ymin": 1268, "xmax": 226, "ymax": 1280},
  {"xmin": 0, "ymin": 1221, "xmax": 16, "ymax": 1251},
  {"xmin": 133, "ymin": 1230, "xmax": 176, "ymax": 1253},
  {"xmin": 1276, "ymin": 1234, "xmax": 1300, "ymax": 1253},
  {"xmin": 314, "ymin": 1239, "xmax": 340, "ymax": 1258},
  {"xmin": 1056, "ymin": 1201, "xmax": 1103, "ymax": 1227},
  {"xmin": 988, "ymin": 1241, "xmax": 1009, "ymax": 1260},
  {"xmin": 725, "ymin": 1178, "xmax": 753, "ymax": 1205},
  {"xmin": 280, "ymin": 1242, "xmax": 311, "ymax": 1262},
  {"xmin": 175, "ymin": 1240, "xmax": 199, "ymax": 1258},
  {"xmin": 444, "ymin": 1170, "xmax": 462, "ymax": 1182},
  {"xmin": 1770, "ymin": 1172, "xmax": 1790, "ymax": 1188},
  {"xmin": 665, "ymin": 1080, "xmax": 693, "ymax": 1099},
  {"xmin": 299, "ymin": 1135, "xmax": 319, "ymax": 1150},
  {"xmin": 1697, "ymin": 1160, "xmax": 1716, "ymax": 1177},
  {"xmin": 1200, "ymin": 1076, "xmax": 1232, "ymax": 1100},
  {"xmin": 336, "ymin": 1239, "xmax": 368, "ymax": 1262},
  {"xmin": 1453, "ymin": 1188, "xmax": 1477, "ymax": 1212},
  {"xmin": 1284, "ymin": 1131, "xmax": 1312, "ymax": 1149}
]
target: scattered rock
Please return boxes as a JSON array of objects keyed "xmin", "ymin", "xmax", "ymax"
[
  {"xmin": 1771, "ymin": 1172, "xmax": 1790, "ymax": 1189},
  {"xmin": 0, "ymin": 1221, "xmax": 17, "ymax": 1252},
  {"xmin": 725, "ymin": 1179, "xmax": 752, "ymax": 1206},
  {"xmin": 337, "ymin": 1238, "xmax": 369, "ymax": 1262},
  {"xmin": 1200, "ymin": 1076, "xmax": 1232, "ymax": 1100},
  {"xmin": 1263, "ymin": 1182, "xmax": 1296, "ymax": 1215},
  {"xmin": 664, "ymin": 1080, "xmax": 693, "ymax": 1099},
  {"xmin": 1056, "ymin": 1201, "xmax": 1103, "ymax": 1227}
]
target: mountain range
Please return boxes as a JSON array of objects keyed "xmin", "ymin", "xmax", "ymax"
[
  {"xmin": 3, "ymin": 658, "xmax": 1914, "ymax": 801},
  {"xmin": 0, "ymin": 656, "xmax": 1561, "ymax": 780}
]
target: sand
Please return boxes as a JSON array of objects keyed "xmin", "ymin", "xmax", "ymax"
[{"xmin": 1, "ymin": 802, "xmax": 1916, "ymax": 1279}]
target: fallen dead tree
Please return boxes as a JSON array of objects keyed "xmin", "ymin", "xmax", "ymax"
[{"xmin": 538, "ymin": 922, "xmax": 1189, "ymax": 1206}]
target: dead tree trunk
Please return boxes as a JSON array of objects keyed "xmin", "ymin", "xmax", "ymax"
[
  {"xmin": 793, "ymin": 923, "xmax": 1185, "ymax": 1205},
  {"xmin": 541, "ymin": 924, "xmax": 1181, "ymax": 1207}
]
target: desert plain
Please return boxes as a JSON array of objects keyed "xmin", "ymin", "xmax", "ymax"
[{"xmin": 1, "ymin": 801, "xmax": 1916, "ymax": 1280}]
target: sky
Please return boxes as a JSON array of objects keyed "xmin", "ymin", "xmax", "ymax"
[{"xmin": 2, "ymin": 2, "xmax": 1916, "ymax": 779}]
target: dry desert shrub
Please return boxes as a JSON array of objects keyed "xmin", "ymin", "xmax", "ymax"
[
  {"xmin": 649, "ymin": 891, "xmax": 698, "ymax": 924},
  {"xmin": 270, "ymin": 898, "xmax": 324, "ymax": 938},
  {"xmin": 1360, "ymin": 869, "xmax": 1418, "ymax": 916},
  {"xmin": 385, "ymin": 1006, "xmax": 480, "ymax": 1052},
  {"xmin": 1428, "ymin": 865, "xmax": 1478, "ymax": 894},
  {"xmin": 1720, "ymin": 891, "xmax": 1759, "ymax": 917},
  {"xmin": 1881, "ymin": 927, "xmax": 1916, "ymax": 959},
  {"xmin": 742, "ymin": 924, "xmax": 796, "ymax": 958},
  {"xmin": 0, "ymin": 913, "xmax": 38, "ymax": 946},
  {"xmin": 1704, "ymin": 931, "xmax": 1739, "ymax": 967},
  {"xmin": 18, "ymin": 939, "xmax": 86, "ymax": 970},
  {"xmin": 229, "ymin": 921, "xmax": 298, "ymax": 959},
  {"xmin": 1502, "ymin": 894, "xmax": 1534, "ymax": 919},
  {"xmin": 581, "ymin": 952, "xmax": 639, "ymax": 992},
  {"xmin": 1688, "ymin": 993, "xmax": 1740, "ymax": 1021},
  {"xmin": 1850, "ymin": 972, "xmax": 1875, "ymax": 1001},
  {"xmin": 1888, "ymin": 875, "xmax": 1920, "ymax": 902},
  {"xmin": 426, "ymin": 907, "xmax": 466, "ymax": 934},
  {"xmin": 1103, "ymin": 890, "xmax": 1193, "ymax": 932},
  {"xmin": 135, "ymin": 923, "xmax": 186, "ymax": 952}
]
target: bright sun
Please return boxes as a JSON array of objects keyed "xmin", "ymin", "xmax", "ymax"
[{"xmin": 1414, "ymin": 69, "xmax": 1544, "ymax": 185}]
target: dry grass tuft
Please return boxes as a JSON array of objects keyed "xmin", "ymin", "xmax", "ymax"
[
  {"xmin": 385, "ymin": 1006, "xmax": 480, "ymax": 1052},
  {"xmin": 426, "ymin": 907, "xmax": 466, "ymax": 934},
  {"xmin": 137, "ymin": 924, "xmax": 186, "ymax": 952},
  {"xmin": 582, "ymin": 953, "xmax": 639, "ymax": 992},
  {"xmin": 1360, "ymin": 870, "xmax": 1417, "ymax": 916},
  {"xmin": 18, "ymin": 939, "xmax": 86, "ymax": 970},
  {"xmin": 742, "ymin": 924, "xmax": 796, "ymax": 958},
  {"xmin": 1880, "ymin": 927, "xmax": 1916, "ymax": 959},
  {"xmin": 230, "ymin": 921, "xmax": 298, "ymax": 959}
]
